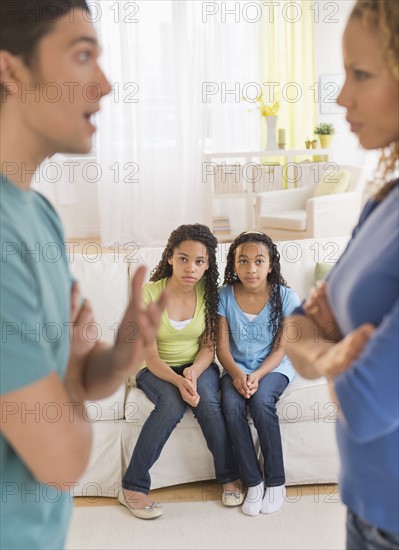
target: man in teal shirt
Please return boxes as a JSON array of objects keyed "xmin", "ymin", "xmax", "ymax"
[{"xmin": 0, "ymin": 3, "xmax": 166, "ymax": 548}]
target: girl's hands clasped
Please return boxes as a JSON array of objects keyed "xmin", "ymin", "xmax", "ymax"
[
  {"xmin": 233, "ymin": 372, "xmax": 252, "ymax": 399},
  {"xmin": 246, "ymin": 372, "xmax": 260, "ymax": 396},
  {"xmin": 182, "ymin": 366, "xmax": 198, "ymax": 391},
  {"xmin": 177, "ymin": 377, "xmax": 200, "ymax": 407}
]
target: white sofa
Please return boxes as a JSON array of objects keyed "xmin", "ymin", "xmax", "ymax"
[
  {"xmin": 255, "ymin": 164, "xmax": 366, "ymax": 240},
  {"xmin": 69, "ymin": 236, "xmax": 350, "ymax": 498}
]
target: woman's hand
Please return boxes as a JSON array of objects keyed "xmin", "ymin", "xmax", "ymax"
[
  {"xmin": 177, "ymin": 377, "xmax": 200, "ymax": 407},
  {"xmin": 112, "ymin": 266, "xmax": 168, "ymax": 375},
  {"xmin": 314, "ymin": 323, "xmax": 375, "ymax": 378},
  {"xmin": 304, "ymin": 282, "xmax": 342, "ymax": 342},
  {"xmin": 233, "ymin": 372, "xmax": 251, "ymax": 399}
]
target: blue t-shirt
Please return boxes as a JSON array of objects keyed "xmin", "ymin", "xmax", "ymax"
[
  {"xmin": 293, "ymin": 182, "xmax": 399, "ymax": 534},
  {"xmin": 218, "ymin": 284, "xmax": 300, "ymax": 382},
  {"xmin": 1, "ymin": 176, "xmax": 73, "ymax": 549}
]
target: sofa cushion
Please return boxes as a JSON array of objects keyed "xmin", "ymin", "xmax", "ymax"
[
  {"xmin": 314, "ymin": 261, "xmax": 335, "ymax": 283},
  {"xmin": 69, "ymin": 253, "xmax": 130, "ymax": 344},
  {"xmin": 84, "ymin": 384, "xmax": 126, "ymax": 421},
  {"xmin": 313, "ymin": 169, "xmax": 351, "ymax": 197},
  {"xmin": 278, "ymin": 375, "xmax": 337, "ymax": 423},
  {"xmin": 259, "ymin": 210, "xmax": 307, "ymax": 231}
]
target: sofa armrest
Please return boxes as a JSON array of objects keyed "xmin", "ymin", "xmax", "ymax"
[
  {"xmin": 256, "ymin": 187, "xmax": 310, "ymax": 217},
  {"xmin": 306, "ymin": 192, "xmax": 362, "ymax": 237}
]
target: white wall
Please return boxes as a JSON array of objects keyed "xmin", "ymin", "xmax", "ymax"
[
  {"xmin": 36, "ymin": 0, "xmax": 373, "ymax": 240},
  {"xmin": 32, "ymin": 156, "xmax": 101, "ymax": 240},
  {"xmin": 313, "ymin": 0, "xmax": 365, "ymax": 166}
]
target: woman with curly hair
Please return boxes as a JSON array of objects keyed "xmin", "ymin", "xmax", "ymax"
[
  {"xmin": 121, "ymin": 224, "xmax": 242, "ymax": 519},
  {"xmin": 284, "ymin": 1, "xmax": 399, "ymax": 547},
  {"xmin": 217, "ymin": 231, "xmax": 300, "ymax": 517}
]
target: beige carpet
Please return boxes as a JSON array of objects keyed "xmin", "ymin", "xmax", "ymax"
[{"xmin": 65, "ymin": 494, "xmax": 346, "ymax": 550}]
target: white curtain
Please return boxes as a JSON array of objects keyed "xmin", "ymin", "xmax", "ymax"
[{"xmin": 95, "ymin": 0, "xmax": 261, "ymax": 247}]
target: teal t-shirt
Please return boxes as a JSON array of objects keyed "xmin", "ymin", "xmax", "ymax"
[{"xmin": 1, "ymin": 176, "xmax": 73, "ymax": 549}]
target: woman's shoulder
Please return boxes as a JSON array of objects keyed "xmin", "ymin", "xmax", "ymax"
[
  {"xmin": 143, "ymin": 278, "xmax": 167, "ymax": 299},
  {"xmin": 279, "ymin": 284, "xmax": 300, "ymax": 305}
]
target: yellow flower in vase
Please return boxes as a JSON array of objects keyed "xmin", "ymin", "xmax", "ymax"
[
  {"xmin": 256, "ymin": 96, "xmax": 279, "ymax": 117},
  {"xmin": 242, "ymin": 93, "xmax": 279, "ymax": 117},
  {"xmin": 242, "ymin": 93, "xmax": 280, "ymax": 150}
]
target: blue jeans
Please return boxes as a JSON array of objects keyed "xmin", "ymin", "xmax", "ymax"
[
  {"xmin": 122, "ymin": 363, "xmax": 240, "ymax": 494},
  {"xmin": 221, "ymin": 371, "xmax": 288, "ymax": 488},
  {"xmin": 346, "ymin": 510, "xmax": 399, "ymax": 550}
]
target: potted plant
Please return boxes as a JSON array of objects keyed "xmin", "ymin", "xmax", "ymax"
[{"xmin": 314, "ymin": 123, "xmax": 335, "ymax": 148}]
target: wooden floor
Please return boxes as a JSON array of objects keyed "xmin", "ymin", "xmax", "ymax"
[{"xmin": 74, "ymin": 481, "xmax": 339, "ymax": 507}]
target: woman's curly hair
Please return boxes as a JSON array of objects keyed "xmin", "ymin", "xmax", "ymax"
[
  {"xmin": 351, "ymin": 0, "xmax": 399, "ymax": 199},
  {"xmin": 223, "ymin": 232, "xmax": 288, "ymax": 348},
  {"xmin": 150, "ymin": 224, "xmax": 219, "ymax": 348}
]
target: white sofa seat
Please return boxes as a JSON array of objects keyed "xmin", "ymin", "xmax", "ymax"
[
  {"xmin": 121, "ymin": 373, "xmax": 339, "ymax": 490},
  {"xmin": 260, "ymin": 210, "xmax": 307, "ymax": 231},
  {"xmin": 69, "ymin": 252, "xmax": 130, "ymax": 344},
  {"xmin": 122, "ymin": 387, "xmax": 218, "ymax": 489}
]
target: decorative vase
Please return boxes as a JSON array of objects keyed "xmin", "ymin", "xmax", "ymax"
[
  {"xmin": 265, "ymin": 116, "xmax": 278, "ymax": 150},
  {"xmin": 319, "ymin": 135, "xmax": 333, "ymax": 148}
]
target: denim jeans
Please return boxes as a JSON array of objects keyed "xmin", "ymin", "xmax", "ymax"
[
  {"xmin": 220, "ymin": 371, "xmax": 288, "ymax": 488},
  {"xmin": 346, "ymin": 510, "xmax": 399, "ymax": 550},
  {"xmin": 122, "ymin": 363, "xmax": 240, "ymax": 494}
]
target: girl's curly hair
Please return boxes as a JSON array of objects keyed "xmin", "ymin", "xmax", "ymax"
[
  {"xmin": 150, "ymin": 224, "xmax": 219, "ymax": 348},
  {"xmin": 223, "ymin": 232, "xmax": 288, "ymax": 348},
  {"xmin": 350, "ymin": 0, "xmax": 399, "ymax": 199}
]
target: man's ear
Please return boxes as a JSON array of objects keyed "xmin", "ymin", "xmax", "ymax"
[{"xmin": 0, "ymin": 50, "xmax": 25, "ymax": 95}]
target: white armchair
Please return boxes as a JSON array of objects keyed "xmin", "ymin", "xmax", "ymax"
[{"xmin": 255, "ymin": 164, "xmax": 366, "ymax": 240}]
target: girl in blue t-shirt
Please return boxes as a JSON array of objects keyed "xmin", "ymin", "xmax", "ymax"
[{"xmin": 217, "ymin": 231, "xmax": 300, "ymax": 516}]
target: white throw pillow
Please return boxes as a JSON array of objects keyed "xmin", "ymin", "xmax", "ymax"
[{"xmin": 313, "ymin": 169, "xmax": 351, "ymax": 197}]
